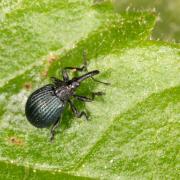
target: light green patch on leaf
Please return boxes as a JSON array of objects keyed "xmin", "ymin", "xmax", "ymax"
[
  {"xmin": 0, "ymin": 0, "xmax": 102, "ymax": 85},
  {"xmin": 0, "ymin": 0, "xmax": 179, "ymax": 179},
  {"xmin": 74, "ymin": 43, "xmax": 180, "ymax": 179}
]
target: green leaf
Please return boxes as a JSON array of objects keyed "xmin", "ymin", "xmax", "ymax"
[{"xmin": 0, "ymin": 0, "xmax": 179, "ymax": 179}]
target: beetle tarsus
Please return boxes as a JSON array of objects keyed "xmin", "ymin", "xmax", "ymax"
[
  {"xmin": 73, "ymin": 92, "xmax": 105, "ymax": 102},
  {"xmin": 61, "ymin": 63, "xmax": 87, "ymax": 82},
  {"xmin": 68, "ymin": 100, "xmax": 89, "ymax": 120},
  {"xmin": 62, "ymin": 69, "xmax": 69, "ymax": 82},
  {"xmin": 92, "ymin": 91, "xmax": 105, "ymax": 98},
  {"xmin": 50, "ymin": 119, "xmax": 60, "ymax": 142}
]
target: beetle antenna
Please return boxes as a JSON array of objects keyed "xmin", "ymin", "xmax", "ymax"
[
  {"xmin": 75, "ymin": 70, "xmax": 99, "ymax": 83},
  {"xmin": 82, "ymin": 50, "xmax": 110, "ymax": 85},
  {"xmin": 90, "ymin": 77, "xmax": 110, "ymax": 85}
]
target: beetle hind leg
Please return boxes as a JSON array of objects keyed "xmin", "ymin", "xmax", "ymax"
[{"xmin": 50, "ymin": 119, "xmax": 60, "ymax": 142}]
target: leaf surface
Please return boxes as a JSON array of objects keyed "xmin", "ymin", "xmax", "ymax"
[{"xmin": 0, "ymin": 0, "xmax": 179, "ymax": 179}]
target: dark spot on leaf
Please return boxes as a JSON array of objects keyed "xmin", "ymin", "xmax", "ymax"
[
  {"xmin": 9, "ymin": 136, "xmax": 24, "ymax": 146},
  {"xmin": 24, "ymin": 82, "xmax": 32, "ymax": 90},
  {"xmin": 41, "ymin": 70, "xmax": 48, "ymax": 77}
]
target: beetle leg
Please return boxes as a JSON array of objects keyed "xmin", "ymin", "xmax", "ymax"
[
  {"xmin": 68, "ymin": 100, "xmax": 88, "ymax": 120},
  {"xmin": 62, "ymin": 50, "xmax": 109, "ymax": 84},
  {"xmin": 63, "ymin": 50, "xmax": 88, "ymax": 72},
  {"xmin": 73, "ymin": 92, "xmax": 105, "ymax": 102},
  {"xmin": 62, "ymin": 69, "xmax": 70, "ymax": 82},
  {"xmin": 50, "ymin": 119, "xmax": 60, "ymax": 142},
  {"xmin": 73, "ymin": 95, "xmax": 92, "ymax": 102},
  {"xmin": 61, "ymin": 50, "xmax": 88, "ymax": 81},
  {"xmin": 62, "ymin": 65, "xmax": 86, "ymax": 82},
  {"xmin": 63, "ymin": 63, "xmax": 87, "ymax": 72},
  {"xmin": 51, "ymin": 77, "xmax": 64, "ymax": 87}
]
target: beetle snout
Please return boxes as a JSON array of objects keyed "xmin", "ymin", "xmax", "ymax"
[{"xmin": 71, "ymin": 81, "xmax": 80, "ymax": 89}]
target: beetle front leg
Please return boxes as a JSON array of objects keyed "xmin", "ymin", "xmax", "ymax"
[
  {"xmin": 62, "ymin": 69, "xmax": 70, "ymax": 82},
  {"xmin": 62, "ymin": 65, "xmax": 86, "ymax": 82},
  {"xmin": 63, "ymin": 50, "xmax": 88, "ymax": 73},
  {"xmin": 68, "ymin": 100, "xmax": 88, "ymax": 120},
  {"xmin": 61, "ymin": 50, "xmax": 88, "ymax": 81}
]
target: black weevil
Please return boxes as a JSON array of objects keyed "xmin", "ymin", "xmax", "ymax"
[{"xmin": 25, "ymin": 54, "xmax": 109, "ymax": 141}]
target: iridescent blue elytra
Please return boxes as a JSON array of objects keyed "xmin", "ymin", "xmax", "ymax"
[{"xmin": 25, "ymin": 61, "xmax": 109, "ymax": 141}]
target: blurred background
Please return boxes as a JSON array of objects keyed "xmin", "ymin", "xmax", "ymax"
[{"xmin": 113, "ymin": 0, "xmax": 180, "ymax": 43}]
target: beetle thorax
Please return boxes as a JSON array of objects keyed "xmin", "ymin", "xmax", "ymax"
[{"xmin": 55, "ymin": 85, "xmax": 74, "ymax": 101}]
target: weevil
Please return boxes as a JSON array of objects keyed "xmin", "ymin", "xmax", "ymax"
[{"xmin": 25, "ymin": 53, "xmax": 109, "ymax": 141}]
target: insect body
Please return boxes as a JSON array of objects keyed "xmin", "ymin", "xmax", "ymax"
[
  {"xmin": 25, "ymin": 84, "xmax": 65, "ymax": 128},
  {"xmin": 25, "ymin": 58, "xmax": 108, "ymax": 141}
]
